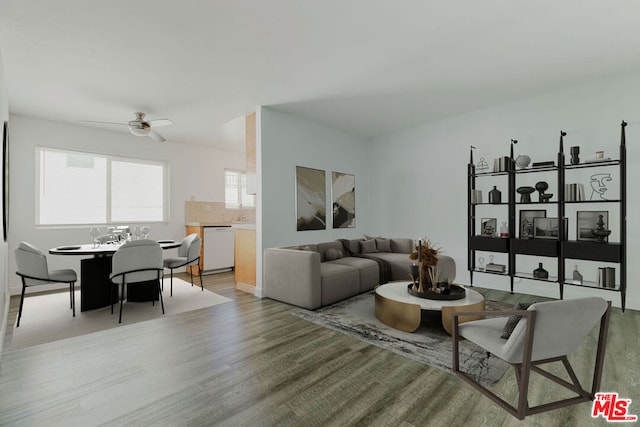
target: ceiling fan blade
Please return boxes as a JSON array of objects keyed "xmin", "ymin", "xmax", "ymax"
[
  {"xmin": 80, "ymin": 120, "xmax": 128, "ymax": 126},
  {"xmin": 148, "ymin": 130, "xmax": 166, "ymax": 142},
  {"xmin": 147, "ymin": 118, "xmax": 173, "ymax": 128}
]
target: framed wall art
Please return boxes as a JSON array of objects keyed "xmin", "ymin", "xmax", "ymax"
[
  {"xmin": 295, "ymin": 166, "xmax": 326, "ymax": 231},
  {"xmin": 577, "ymin": 211, "xmax": 609, "ymax": 242},
  {"xmin": 533, "ymin": 217, "xmax": 568, "ymax": 240},
  {"xmin": 533, "ymin": 217, "xmax": 558, "ymax": 239},
  {"xmin": 331, "ymin": 171, "xmax": 355, "ymax": 228},
  {"xmin": 481, "ymin": 218, "xmax": 497, "ymax": 237},
  {"xmin": 519, "ymin": 210, "xmax": 546, "ymax": 239}
]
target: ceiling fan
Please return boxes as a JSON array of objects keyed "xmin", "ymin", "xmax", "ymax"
[{"xmin": 82, "ymin": 112, "xmax": 173, "ymax": 142}]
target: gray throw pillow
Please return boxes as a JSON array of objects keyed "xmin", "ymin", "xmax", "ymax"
[
  {"xmin": 501, "ymin": 302, "xmax": 535, "ymax": 339},
  {"xmin": 325, "ymin": 248, "xmax": 340, "ymax": 261},
  {"xmin": 375, "ymin": 238, "xmax": 391, "ymax": 252},
  {"xmin": 360, "ymin": 239, "xmax": 378, "ymax": 254}
]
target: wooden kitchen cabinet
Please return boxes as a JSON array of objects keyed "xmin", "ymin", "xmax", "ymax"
[{"xmin": 234, "ymin": 227, "xmax": 256, "ymax": 293}]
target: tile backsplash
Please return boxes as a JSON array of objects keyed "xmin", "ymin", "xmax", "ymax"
[{"xmin": 185, "ymin": 201, "xmax": 256, "ymax": 224}]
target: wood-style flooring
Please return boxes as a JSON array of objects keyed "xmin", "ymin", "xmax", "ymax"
[{"xmin": 0, "ymin": 272, "xmax": 638, "ymax": 426}]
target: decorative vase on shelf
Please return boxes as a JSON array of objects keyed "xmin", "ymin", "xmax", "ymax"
[
  {"xmin": 535, "ymin": 181, "xmax": 548, "ymax": 202},
  {"xmin": 517, "ymin": 186, "xmax": 535, "ymax": 203},
  {"xmin": 533, "ymin": 263, "xmax": 549, "ymax": 279},
  {"xmin": 570, "ymin": 146, "xmax": 580, "ymax": 165},
  {"xmin": 592, "ymin": 214, "xmax": 611, "ymax": 243},
  {"xmin": 500, "ymin": 221, "xmax": 509, "ymax": 238},
  {"xmin": 515, "ymin": 154, "xmax": 531, "ymax": 169},
  {"xmin": 572, "ymin": 265, "xmax": 583, "ymax": 284},
  {"xmin": 489, "ymin": 186, "xmax": 501, "ymax": 204}
]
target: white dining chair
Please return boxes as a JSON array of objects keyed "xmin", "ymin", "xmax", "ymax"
[
  {"xmin": 15, "ymin": 242, "xmax": 77, "ymax": 327},
  {"xmin": 110, "ymin": 239, "xmax": 164, "ymax": 323},
  {"xmin": 163, "ymin": 233, "xmax": 203, "ymax": 296}
]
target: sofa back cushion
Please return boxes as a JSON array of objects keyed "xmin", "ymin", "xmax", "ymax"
[
  {"xmin": 375, "ymin": 238, "xmax": 392, "ymax": 252},
  {"xmin": 390, "ymin": 238, "xmax": 414, "ymax": 254},
  {"xmin": 360, "ymin": 239, "xmax": 378, "ymax": 254},
  {"xmin": 317, "ymin": 241, "xmax": 346, "ymax": 262}
]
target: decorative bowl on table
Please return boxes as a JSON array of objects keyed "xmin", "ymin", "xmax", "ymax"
[{"xmin": 407, "ymin": 283, "xmax": 466, "ymax": 300}]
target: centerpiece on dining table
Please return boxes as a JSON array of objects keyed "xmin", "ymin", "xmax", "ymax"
[{"xmin": 408, "ymin": 238, "xmax": 465, "ymax": 300}]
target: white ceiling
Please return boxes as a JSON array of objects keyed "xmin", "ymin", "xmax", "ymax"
[{"xmin": 2, "ymin": 1, "xmax": 640, "ymax": 152}]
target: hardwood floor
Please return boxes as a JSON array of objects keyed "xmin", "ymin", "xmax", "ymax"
[{"xmin": 1, "ymin": 272, "xmax": 637, "ymax": 426}]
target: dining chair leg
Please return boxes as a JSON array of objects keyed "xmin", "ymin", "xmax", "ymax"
[
  {"xmin": 198, "ymin": 265, "xmax": 203, "ymax": 291},
  {"xmin": 190, "ymin": 267, "xmax": 194, "ymax": 287},
  {"xmin": 16, "ymin": 281, "xmax": 27, "ymax": 328},
  {"xmin": 158, "ymin": 279, "xmax": 165, "ymax": 314},
  {"xmin": 118, "ymin": 282, "xmax": 125, "ymax": 323},
  {"xmin": 69, "ymin": 282, "xmax": 73, "ymax": 308},
  {"xmin": 71, "ymin": 281, "xmax": 76, "ymax": 317},
  {"xmin": 170, "ymin": 269, "xmax": 174, "ymax": 297}
]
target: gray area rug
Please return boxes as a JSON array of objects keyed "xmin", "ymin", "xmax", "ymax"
[{"xmin": 293, "ymin": 292, "xmax": 510, "ymax": 387}]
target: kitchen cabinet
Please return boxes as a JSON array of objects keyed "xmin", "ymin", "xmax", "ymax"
[{"xmin": 233, "ymin": 224, "xmax": 256, "ymax": 293}]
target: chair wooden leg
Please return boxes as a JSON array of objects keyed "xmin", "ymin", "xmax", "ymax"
[
  {"xmin": 118, "ymin": 282, "xmax": 125, "ymax": 323},
  {"xmin": 198, "ymin": 265, "xmax": 203, "ymax": 291},
  {"xmin": 190, "ymin": 267, "xmax": 194, "ymax": 287},
  {"xmin": 16, "ymin": 282, "xmax": 27, "ymax": 328}
]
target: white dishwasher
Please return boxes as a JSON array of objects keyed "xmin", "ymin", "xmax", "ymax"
[{"xmin": 202, "ymin": 226, "xmax": 235, "ymax": 273}]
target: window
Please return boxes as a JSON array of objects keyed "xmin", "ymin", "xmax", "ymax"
[
  {"xmin": 37, "ymin": 147, "xmax": 168, "ymax": 225},
  {"xmin": 224, "ymin": 169, "xmax": 255, "ymax": 209}
]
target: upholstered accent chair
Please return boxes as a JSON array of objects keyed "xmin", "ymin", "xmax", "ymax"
[
  {"xmin": 110, "ymin": 239, "xmax": 164, "ymax": 323},
  {"xmin": 452, "ymin": 297, "xmax": 611, "ymax": 420},
  {"xmin": 162, "ymin": 233, "xmax": 202, "ymax": 296},
  {"xmin": 14, "ymin": 242, "xmax": 78, "ymax": 327}
]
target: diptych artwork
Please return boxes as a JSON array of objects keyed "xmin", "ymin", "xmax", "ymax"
[
  {"xmin": 295, "ymin": 166, "xmax": 326, "ymax": 231},
  {"xmin": 332, "ymin": 171, "xmax": 355, "ymax": 228}
]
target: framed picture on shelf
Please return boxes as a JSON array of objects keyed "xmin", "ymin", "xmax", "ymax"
[
  {"xmin": 481, "ymin": 218, "xmax": 497, "ymax": 237},
  {"xmin": 577, "ymin": 211, "xmax": 609, "ymax": 242},
  {"xmin": 519, "ymin": 210, "xmax": 546, "ymax": 239},
  {"xmin": 533, "ymin": 217, "xmax": 569, "ymax": 240}
]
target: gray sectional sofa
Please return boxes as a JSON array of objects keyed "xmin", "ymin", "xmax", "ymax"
[{"xmin": 264, "ymin": 237, "xmax": 456, "ymax": 310}]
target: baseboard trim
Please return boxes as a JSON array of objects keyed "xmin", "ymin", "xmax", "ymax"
[{"xmin": 235, "ymin": 282, "xmax": 256, "ymax": 295}]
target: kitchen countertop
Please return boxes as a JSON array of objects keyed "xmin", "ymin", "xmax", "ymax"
[
  {"xmin": 231, "ymin": 223, "xmax": 256, "ymax": 230},
  {"xmin": 186, "ymin": 222, "xmax": 232, "ymax": 227}
]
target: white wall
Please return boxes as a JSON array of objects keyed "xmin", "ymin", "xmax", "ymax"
[
  {"xmin": 369, "ymin": 72, "xmax": 640, "ymax": 311},
  {"xmin": 259, "ymin": 107, "xmax": 373, "ymax": 292},
  {"xmin": 7, "ymin": 114, "xmax": 245, "ymax": 294},
  {"xmin": 0, "ymin": 47, "xmax": 10, "ymax": 355}
]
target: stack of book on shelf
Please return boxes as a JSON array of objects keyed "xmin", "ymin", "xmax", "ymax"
[
  {"xmin": 565, "ymin": 183, "xmax": 585, "ymax": 201},
  {"xmin": 493, "ymin": 156, "xmax": 513, "ymax": 172},
  {"xmin": 485, "ymin": 263, "xmax": 506, "ymax": 273}
]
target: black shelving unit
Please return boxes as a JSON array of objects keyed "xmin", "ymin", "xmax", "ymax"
[{"xmin": 468, "ymin": 121, "xmax": 627, "ymax": 311}]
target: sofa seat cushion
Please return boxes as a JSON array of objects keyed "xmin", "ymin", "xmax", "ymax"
[
  {"xmin": 329, "ymin": 257, "xmax": 379, "ymax": 292},
  {"xmin": 319, "ymin": 262, "xmax": 360, "ymax": 306}
]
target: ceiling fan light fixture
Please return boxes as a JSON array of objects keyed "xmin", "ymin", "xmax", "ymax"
[{"xmin": 129, "ymin": 124, "xmax": 150, "ymax": 137}]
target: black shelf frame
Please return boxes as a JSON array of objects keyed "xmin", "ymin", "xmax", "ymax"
[{"xmin": 467, "ymin": 122, "xmax": 627, "ymax": 311}]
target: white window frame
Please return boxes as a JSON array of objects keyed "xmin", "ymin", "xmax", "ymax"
[
  {"xmin": 36, "ymin": 147, "xmax": 169, "ymax": 226},
  {"xmin": 224, "ymin": 169, "xmax": 255, "ymax": 209}
]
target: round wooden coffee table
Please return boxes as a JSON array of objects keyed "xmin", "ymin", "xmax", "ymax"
[{"xmin": 374, "ymin": 281, "xmax": 485, "ymax": 334}]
